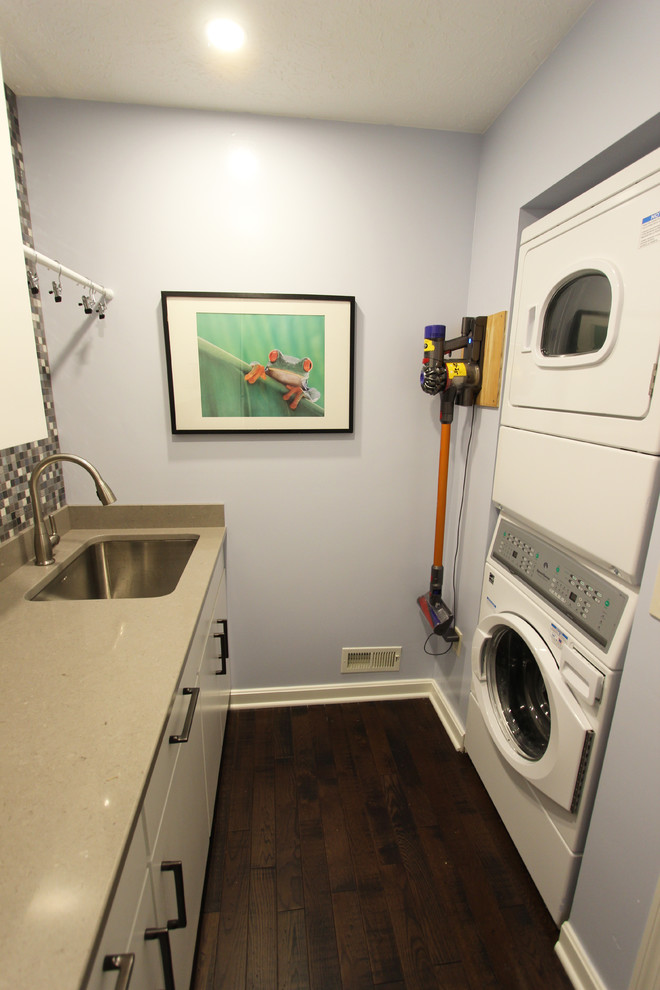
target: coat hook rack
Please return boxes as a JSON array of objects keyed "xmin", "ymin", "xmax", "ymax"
[{"xmin": 23, "ymin": 245, "xmax": 114, "ymax": 308}]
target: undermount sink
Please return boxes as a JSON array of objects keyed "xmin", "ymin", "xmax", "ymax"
[{"xmin": 29, "ymin": 536, "xmax": 199, "ymax": 601}]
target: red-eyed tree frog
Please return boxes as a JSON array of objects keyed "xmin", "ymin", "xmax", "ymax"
[{"xmin": 244, "ymin": 349, "xmax": 321, "ymax": 410}]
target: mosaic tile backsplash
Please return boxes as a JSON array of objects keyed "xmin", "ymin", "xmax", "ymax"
[{"xmin": 0, "ymin": 87, "xmax": 63, "ymax": 544}]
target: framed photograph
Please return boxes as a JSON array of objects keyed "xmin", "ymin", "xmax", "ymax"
[{"xmin": 162, "ymin": 292, "xmax": 355, "ymax": 434}]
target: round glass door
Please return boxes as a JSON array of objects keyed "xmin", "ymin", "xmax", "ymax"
[
  {"xmin": 485, "ymin": 626, "xmax": 551, "ymax": 760},
  {"xmin": 541, "ymin": 270, "xmax": 611, "ymax": 357}
]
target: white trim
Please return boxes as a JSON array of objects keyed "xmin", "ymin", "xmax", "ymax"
[
  {"xmin": 629, "ymin": 872, "xmax": 660, "ymax": 990},
  {"xmin": 229, "ymin": 678, "xmax": 466, "ymax": 751},
  {"xmin": 427, "ymin": 679, "xmax": 465, "ymax": 751},
  {"xmin": 555, "ymin": 922, "xmax": 608, "ymax": 990}
]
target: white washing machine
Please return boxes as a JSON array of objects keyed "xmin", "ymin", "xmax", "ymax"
[
  {"xmin": 465, "ymin": 513, "xmax": 638, "ymax": 925},
  {"xmin": 494, "ymin": 147, "xmax": 660, "ymax": 583}
]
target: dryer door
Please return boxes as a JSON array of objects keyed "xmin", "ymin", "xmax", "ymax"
[{"xmin": 472, "ymin": 612, "xmax": 594, "ymax": 813}]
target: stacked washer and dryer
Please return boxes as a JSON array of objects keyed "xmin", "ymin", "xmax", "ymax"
[{"xmin": 465, "ymin": 148, "xmax": 660, "ymax": 925}]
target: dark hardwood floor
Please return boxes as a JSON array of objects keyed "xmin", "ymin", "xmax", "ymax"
[{"xmin": 192, "ymin": 699, "xmax": 574, "ymax": 990}]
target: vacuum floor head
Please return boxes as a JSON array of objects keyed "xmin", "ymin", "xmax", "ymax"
[{"xmin": 417, "ymin": 592, "xmax": 457, "ymax": 640}]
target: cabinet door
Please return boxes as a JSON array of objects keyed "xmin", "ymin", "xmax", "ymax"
[
  {"xmin": 142, "ymin": 642, "xmax": 205, "ymax": 852},
  {"xmin": 200, "ymin": 568, "xmax": 231, "ymax": 833},
  {"xmin": 150, "ymin": 673, "xmax": 208, "ymax": 990},
  {"xmin": 86, "ymin": 815, "xmax": 151, "ymax": 990}
]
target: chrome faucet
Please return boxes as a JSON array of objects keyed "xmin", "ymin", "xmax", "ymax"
[{"xmin": 29, "ymin": 453, "xmax": 117, "ymax": 565}]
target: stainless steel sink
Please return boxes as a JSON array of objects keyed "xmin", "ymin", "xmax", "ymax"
[{"xmin": 30, "ymin": 536, "xmax": 199, "ymax": 601}]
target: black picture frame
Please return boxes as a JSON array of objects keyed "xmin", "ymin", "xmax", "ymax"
[{"xmin": 162, "ymin": 292, "xmax": 355, "ymax": 434}]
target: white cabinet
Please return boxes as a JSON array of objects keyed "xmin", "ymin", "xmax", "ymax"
[
  {"xmin": 0, "ymin": 54, "xmax": 47, "ymax": 448},
  {"xmin": 86, "ymin": 547, "xmax": 230, "ymax": 990}
]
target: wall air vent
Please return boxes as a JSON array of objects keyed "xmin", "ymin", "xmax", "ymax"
[{"xmin": 341, "ymin": 647, "xmax": 401, "ymax": 673}]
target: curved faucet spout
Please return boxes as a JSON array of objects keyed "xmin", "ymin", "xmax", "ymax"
[{"xmin": 29, "ymin": 453, "xmax": 117, "ymax": 565}]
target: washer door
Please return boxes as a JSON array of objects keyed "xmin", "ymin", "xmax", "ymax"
[{"xmin": 472, "ymin": 612, "xmax": 594, "ymax": 813}]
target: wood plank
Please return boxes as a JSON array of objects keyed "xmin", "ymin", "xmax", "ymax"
[
  {"xmin": 227, "ymin": 709, "xmax": 256, "ymax": 832},
  {"xmin": 253, "ymin": 706, "xmax": 276, "ymax": 770},
  {"xmin": 319, "ymin": 775, "xmax": 356, "ymax": 894},
  {"xmin": 190, "ymin": 911, "xmax": 220, "ymax": 990},
  {"xmin": 247, "ymin": 868, "xmax": 277, "ymax": 990},
  {"xmin": 275, "ymin": 758, "xmax": 303, "ymax": 912},
  {"xmin": 291, "ymin": 706, "xmax": 321, "ymax": 823},
  {"xmin": 381, "ymin": 771, "xmax": 458, "ymax": 966},
  {"xmin": 502, "ymin": 903, "xmax": 575, "ymax": 990},
  {"xmin": 378, "ymin": 861, "xmax": 442, "ymax": 990},
  {"xmin": 277, "ymin": 909, "xmax": 311, "ymax": 990},
  {"xmin": 213, "ymin": 828, "xmax": 251, "ymax": 988},
  {"xmin": 324, "ymin": 702, "xmax": 356, "ymax": 775},
  {"xmin": 434, "ymin": 960, "xmax": 479, "ymax": 990},
  {"xmin": 342, "ymin": 705, "xmax": 403, "ymax": 871},
  {"xmin": 477, "ymin": 310, "xmax": 507, "ymax": 408},
  {"xmin": 309, "ymin": 704, "xmax": 337, "ymax": 780},
  {"xmin": 251, "ymin": 766, "xmax": 276, "ymax": 868},
  {"xmin": 299, "ymin": 817, "xmax": 342, "ymax": 989},
  {"xmin": 336, "ymin": 767, "xmax": 403, "ymax": 985},
  {"xmin": 332, "ymin": 889, "xmax": 375, "ymax": 989},
  {"xmin": 359, "ymin": 701, "xmax": 398, "ymax": 776},
  {"xmin": 274, "ymin": 706, "xmax": 294, "ymax": 760}
]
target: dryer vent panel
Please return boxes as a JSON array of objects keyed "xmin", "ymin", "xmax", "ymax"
[{"xmin": 341, "ymin": 647, "xmax": 401, "ymax": 673}]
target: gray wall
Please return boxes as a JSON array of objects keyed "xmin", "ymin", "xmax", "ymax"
[{"xmin": 17, "ymin": 101, "xmax": 480, "ymax": 690}]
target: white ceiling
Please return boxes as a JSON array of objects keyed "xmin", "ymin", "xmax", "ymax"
[{"xmin": 0, "ymin": 0, "xmax": 594, "ymax": 133}]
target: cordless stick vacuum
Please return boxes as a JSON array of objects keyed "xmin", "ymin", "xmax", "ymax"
[{"xmin": 417, "ymin": 319, "xmax": 486, "ymax": 641}]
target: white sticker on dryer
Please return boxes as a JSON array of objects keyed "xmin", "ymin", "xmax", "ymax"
[{"xmin": 640, "ymin": 211, "xmax": 660, "ymax": 248}]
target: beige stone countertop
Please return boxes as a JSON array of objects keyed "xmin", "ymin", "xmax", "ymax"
[{"xmin": 0, "ymin": 504, "xmax": 226, "ymax": 990}]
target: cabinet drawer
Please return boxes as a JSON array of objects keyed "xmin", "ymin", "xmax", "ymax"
[
  {"xmin": 143, "ymin": 552, "xmax": 226, "ymax": 850},
  {"xmin": 149, "ymin": 674, "xmax": 208, "ymax": 990},
  {"xmin": 85, "ymin": 814, "xmax": 151, "ymax": 990},
  {"xmin": 142, "ymin": 666, "xmax": 201, "ymax": 852},
  {"xmin": 185, "ymin": 549, "xmax": 226, "ymax": 683},
  {"xmin": 200, "ymin": 569, "xmax": 230, "ymax": 832}
]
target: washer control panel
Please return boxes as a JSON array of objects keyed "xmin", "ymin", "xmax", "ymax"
[{"xmin": 492, "ymin": 519, "xmax": 628, "ymax": 650}]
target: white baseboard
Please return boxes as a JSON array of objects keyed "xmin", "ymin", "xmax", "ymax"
[
  {"xmin": 427, "ymin": 679, "xmax": 466, "ymax": 751},
  {"xmin": 629, "ymin": 872, "xmax": 660, "ymax": 990},
  {"xmin": 555, "ymin": 922, "xmax": 608, "ymax": 990},
  {"xmin": 229, "ymin": 677, "xmax": 466, "ymax": 751}
]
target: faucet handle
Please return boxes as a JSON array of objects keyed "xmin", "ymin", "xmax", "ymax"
[{"xmin": 46, "ymin": 514, "xmax": 61, "ymax": 549}]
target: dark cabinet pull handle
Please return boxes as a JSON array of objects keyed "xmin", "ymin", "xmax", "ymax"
[
  {"xmin": 102, "ymin": 953, "xmax": 134, "ymax": 990},
  {"xmin": 161, "ymin": 860, "xmax": 187, "ymax": 930},
  {"xmin": 169, "ymin": 687, "xmax": 199, "ymax": 744},
  {"xmin": 144, "ymin": 927, "xmax": 176, "ymax": 990},
  {"xmin": 214, "ymin": 619, "xmax": 229, "ymax": 675}
]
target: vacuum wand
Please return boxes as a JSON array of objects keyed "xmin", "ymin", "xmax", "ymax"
[{"xmin": 417, "ymin": 319, "xmax": 485, "ymax": 640}]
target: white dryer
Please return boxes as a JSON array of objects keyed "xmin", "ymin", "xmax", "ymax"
[
  {"xmin": 465, "ymin": 514, "xmax": 637, "ymax": 924},
  {"xmin": 494, "ymin": 147, "xmax": 660, "ymax": 582}
]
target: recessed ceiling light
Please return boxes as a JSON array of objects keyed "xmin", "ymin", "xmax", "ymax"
[{"xmin": 206, "ymin": 18, "xmax": 246, "ymax": 53}]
